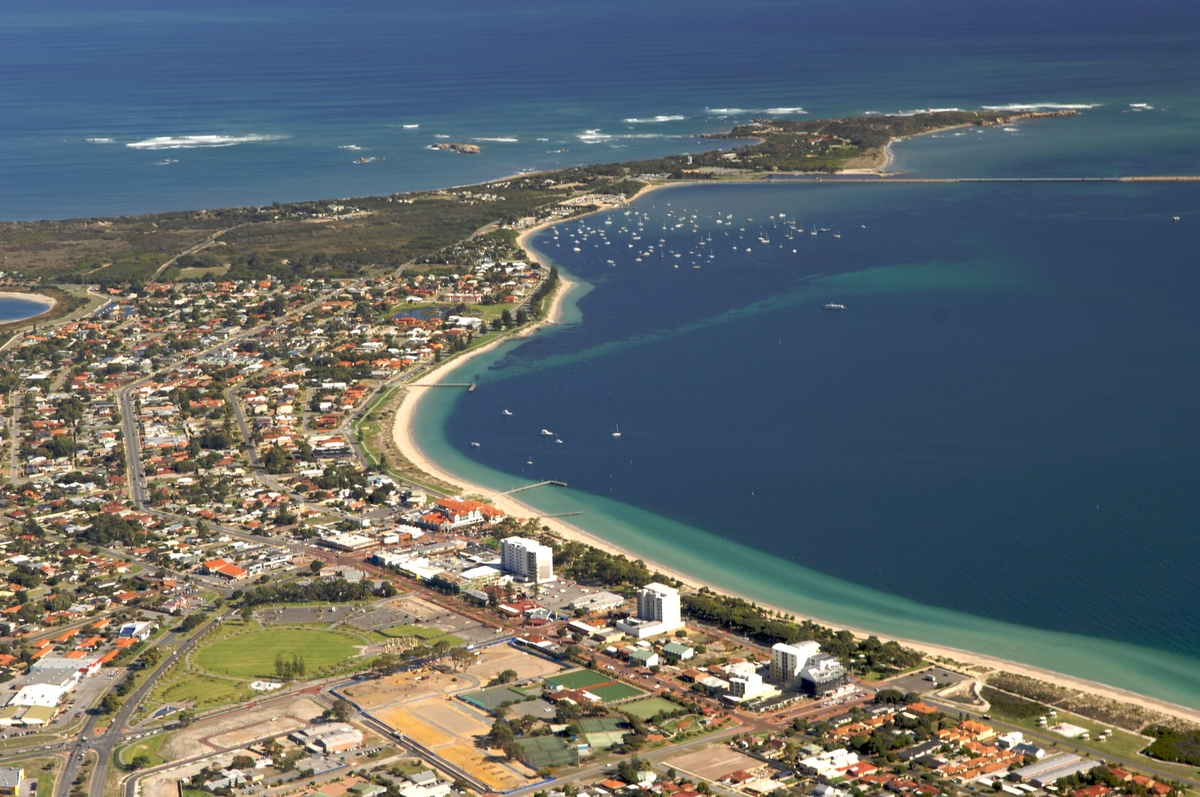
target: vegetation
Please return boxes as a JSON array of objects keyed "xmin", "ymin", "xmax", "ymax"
[
  {"xmin": 193, "ymin": 627, "xmax": 361, "ymax": 679},
  {"xmin": 682, "ymin": 589, "xmax": 923, "ymax": 674},
  {"xmin": 1144, "ymin": 727, "xmax": 1200, "ymax": 766},
  {"xmin": 980, "ymin": 686, "xmax": 1045, "ymax": 720}
]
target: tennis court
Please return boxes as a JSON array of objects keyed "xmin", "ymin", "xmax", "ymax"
[
  {"xmin": 460, "ymin": 685, "xmax": 528, "ymax": 712},
  {"xmin": 516, "ymin": 736, "xmax": 578, "ymax": 768}
]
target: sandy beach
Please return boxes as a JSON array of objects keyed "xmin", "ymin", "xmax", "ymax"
[{"xmin": 391, "ymin": 205, "xmax": 1200, "ymax": 730}]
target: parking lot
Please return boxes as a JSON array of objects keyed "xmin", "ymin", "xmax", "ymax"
[{"xmin": 886, "ymin": 666, "xmax": 969, "ymax": 694}]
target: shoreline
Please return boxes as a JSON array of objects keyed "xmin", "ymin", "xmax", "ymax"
[
  {"xmin": 391, "ymin": 210, "xmax": 1200, "ymax": 729},
  {"xmin": 0, "ymin": 289, "xmax": 58, "ymax": 325}
]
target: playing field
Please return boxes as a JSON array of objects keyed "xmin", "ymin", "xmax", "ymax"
[
  {"xmin": 461, "ymin": 686, "xmax": 529, "ymax": 711},
  {"xmin": 517, "ymin": 736, "xmax": 578, "ymax": 768},
  {"xmin": 154, "ymin": 673, "xmax": 251, "ymax": 708},
  {"xmin": 620, "ymin": 696, "xmax": 680, "ymax": 719},
  {"xmin": 544, "ymin": 670, "xmax": 612, "ymax": 690},
  {"xmin": 194, "ymin": 628, "xmax": 362, "ymax": 679},
  {"xmin": 588, "ymin": 682, "xmax": 645, "ymax": 702}
]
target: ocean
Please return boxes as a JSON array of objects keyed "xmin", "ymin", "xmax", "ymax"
[{"xmin": 4, "ymin": 0, "xmax": 1200, "ymax": 705}]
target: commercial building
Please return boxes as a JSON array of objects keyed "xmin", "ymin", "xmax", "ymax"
[
  {"xmin": 0, "ymin": 767, "xmax": 22, "ymax": 796},
  {"xmin": 616, "ymin": 582, "xmax": 683, "ymax": 638},
  {"xmin": 799, "ymin": 653, "xmax": 849, "ymax": 696},
  {"xmin": 769, "ymin": 640, "xmax": 821, "ymax": 683},
  {"xmin": 500, "ymin": 536, "xmax": 555, "ymax": 583}
]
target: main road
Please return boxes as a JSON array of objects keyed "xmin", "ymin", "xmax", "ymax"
[{"xmin": 53, "ymin": 613, "xmax": 230, "ymax": 797}]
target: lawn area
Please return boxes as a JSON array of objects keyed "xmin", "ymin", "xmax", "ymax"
[
  {"xmin": 194, "ymin": 627, "xmax": 363, "ymax": 679},
  {"xmin": 155, "ymin": 674, "xmax": 252, "ymax": 709},
  {"xmin": 621, "ymin": 697, "xmax": 681, "ymax": 720},
  {"xmin": 118, "ymin": 733, "xmax": 168, "ymax": 768},
  {"xmin": 589, "ymin": 681, "xmax": 646, "ymax": 702},
  {"xmin": 544, "ymin": 670, "xmax": 613, "ymax": 690}
]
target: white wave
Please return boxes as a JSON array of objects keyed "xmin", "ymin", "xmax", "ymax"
[
  {"xmin": 765, "ymin": 107, "xmax": 807, "ymax": 115},
  {"xmin": 471, "ymin": 137, "xmax": 518, "ymax": 143},
  {"xmin": 888, "ymin": 107, "xmax": 964, "ymax": 117},
  {"xmin": 981, "ymin": 102, "xmax": 1098, "ymax": 112},
  {"xmin": 623, "ymin": 115, "xmax": 686, "ymax": 124},
  {"xmin": 339, "ymin": 144, "xmax": 362, "ymax": 150},
  {"xmin": 85, "ymin": 137, "xmax": 115, "ymax": 144},
  {"xmin": 402, "ymin": 124, "xmax": 419, "ymax": 129},
  {"xmin": 1001, "ymin": 127, "xmax": 1020, "ymax": 132},
  {"xmin": 578, "ymin": 129, "xmax": 612, "ymax": 143},
  {"xmin": 126, "ymin": 133, "xmax": 284, "ymax": 150},
  {"xmin": 706, "ymin": 108, "xmax": 748, "ymax": 115},
  {"xmin": 154, "ymin": 159, "xmax": 178, "ymax": 166},
  {"xmin": 536, "ymin": 137, "xmax": 550, "ymax": 142},
  {"xmin": 434, "ymin": 134, "xmax": 450, "ymax": 139}
]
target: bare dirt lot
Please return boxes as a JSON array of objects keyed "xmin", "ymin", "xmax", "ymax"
[
  {"xmin": 469, "ymin": 645, "xmax": 563, "ymax": 681},
  {"xmin": 343, "ymin": 670, "xmax": 464, "ymax": 712},
  {"xmin": 160, "ymin": 696, "xmax": 324, "ymax": 759},
  {"xmin": 666, "ymin": 746, "xmax": 764, "ymax": 781},
  {"xmin": 376, "ymin": 698, "xmax": 533, "ymax": 790}
]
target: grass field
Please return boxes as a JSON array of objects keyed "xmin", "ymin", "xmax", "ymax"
[
  {"xmin": 155, "ymin": 673, "xmax": 252, "ymax": 709},
  {"xmin": 544, "ymin": 670, "xmax": 613, "ymax": 690},
  {"xmin": 589, "ymin": 682, "xmax": 645, "ymax": 702},
  {"xmin": 118, "ymin": 733, "xmax": 168, "ymax": 768},
  {"xmin": 621, "ymin": 697, "xmax": 681, "ymax": 719},
  {"xmin": 195, "ymin": 628, "xmax": 362, "ymax": 678}
]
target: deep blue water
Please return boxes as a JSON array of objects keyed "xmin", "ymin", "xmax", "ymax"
[
  {"xmin": 0, "ymin": 297, "xmax": 52, "ymax": 323},
  {"xmin": 6, "ymin": 0, "xmax": 1200, "ymax": 703},
  {"xmin": 446, "ymin": 181, "xmax": 1200, "ymax": 657},
  {"xmin": 2, "ymin": 0, "xmax": 1199, "ymax": 220}
]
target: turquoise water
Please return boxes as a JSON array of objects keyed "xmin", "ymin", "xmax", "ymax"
[
  {"xmin": 411, "ymin": 309, "xmax": 1200, "ymax": 709},
  {"xmin": 412, "ymin": 176, "xmax": 1200, "ymax": 710}
]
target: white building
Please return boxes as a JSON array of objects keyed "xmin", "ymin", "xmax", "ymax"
[
  {"xmin": 615, "ymin": 582, "xmax": 684, "ymax": 638},
  {"xmin": 770, "ymin": 640, "xmax": 821, "ymax": 683},
  {"xmin": 500, "ymin": 536, "xmax": 556, "ymax": 583},
  {"xmin": 727, "ymin": 672, "xmax": 770, "ymax": 702}
]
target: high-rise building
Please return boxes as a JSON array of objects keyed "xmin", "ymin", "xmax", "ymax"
[
  {"xmin": 500, "ymin": 536, "xmax": 555, "ymax": 583},
  {"xmin": 770, "ymin": 640, "xmax": 821, "ymax": 683},
  {"xmin": 617, "ymin": 582, "xmax": 684, "ymax": 638}
]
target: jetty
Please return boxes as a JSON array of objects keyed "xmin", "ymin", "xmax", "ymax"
[{"xmin": 503, "ymin": 480, "xmax": 568, "ymax": 495}]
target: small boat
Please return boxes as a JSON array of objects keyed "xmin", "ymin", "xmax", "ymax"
[
  {"xmin": 1173, "ymin": 216, "xmax": 1181, "ymax": 221},
  {"xmin": 502, "ymin": 409, "xmax": 513, "ymax": 416},
  {"xmin": 823, "ymin": 303, "xmax": 846, "ymax": 311},
  {"xmin": 612, "ymin": 424, "xmax": 622, "ymax": 438},
  {"xmin": 526, "ymin": 457, "xmax": 534, "ymax": 465},
  {"xmin": 470, "ymin": 442, "xmax": 480, "ymax": 448},
  {"xmin": 540, "ymin": 429, "xmax": 554, "ymax": 436},
  {"xmin": 555, "ymin": 438, "xmax": 563, "ymax": 444}
]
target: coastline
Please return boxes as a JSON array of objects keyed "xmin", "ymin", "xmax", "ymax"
[{"xmin": 390, "ymin": 213, "xmax": 1200, "ymax": 728}]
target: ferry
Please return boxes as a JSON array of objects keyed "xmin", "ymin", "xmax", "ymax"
[{"xmin": 823, "ymin": 303, "xmax": 846, "ymax": 311}]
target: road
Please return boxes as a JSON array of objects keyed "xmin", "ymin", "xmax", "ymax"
[{"xmin": 53, "ymin": 613, "xmax": 230, "ymax": 797}]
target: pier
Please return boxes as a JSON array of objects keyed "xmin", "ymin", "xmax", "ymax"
[
  {"xmin": 502, "ymin": 480, "xmax": 568, "ymax": 495},
  {"xmin": 409, "ymin": 382, "xmax": 476, "ymax": 391}
]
